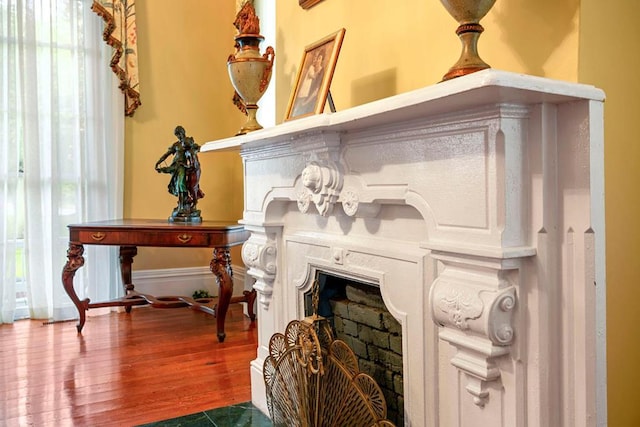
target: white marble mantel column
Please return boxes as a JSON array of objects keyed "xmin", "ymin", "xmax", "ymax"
[{"xmin": 202, "ymin": 70, "xmax": 606, "ymax": 427}]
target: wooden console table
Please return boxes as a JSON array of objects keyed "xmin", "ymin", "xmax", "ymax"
[{"xmin": 61, "ymin": 219, "xmax": 256, "ymax": 342}]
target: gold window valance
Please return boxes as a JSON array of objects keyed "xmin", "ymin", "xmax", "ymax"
[{"xmin": 92, "ymin": 0, "xmax": 141, "ymax": 117}]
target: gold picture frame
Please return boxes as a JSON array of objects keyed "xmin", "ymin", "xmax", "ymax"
[{"xmin": 284, "ymin": 28, "xmax": 346, "ymax": 121}]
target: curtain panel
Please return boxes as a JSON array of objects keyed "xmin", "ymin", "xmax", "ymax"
[
  {"xmin": 91, "ymin": 0, "xmax": 141, "ymax": 116},
  {"xmin": 0, "ymin": 0, "xmax": 124, "ymax": 323}
]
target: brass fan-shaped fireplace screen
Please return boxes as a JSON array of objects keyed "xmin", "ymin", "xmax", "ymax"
[{"xmin": 263, "ymin": 316, "xmax": 396, "ymax": 426}]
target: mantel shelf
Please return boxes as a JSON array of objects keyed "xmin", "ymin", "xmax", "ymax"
[{"xmin": 201, "ymin": 68, "xmax": 604, "ymax": 154}]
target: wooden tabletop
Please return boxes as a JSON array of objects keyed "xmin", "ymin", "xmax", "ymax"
[{"xmin": 66, "ymin": 218, "xmax": 249, "ymax": 248}]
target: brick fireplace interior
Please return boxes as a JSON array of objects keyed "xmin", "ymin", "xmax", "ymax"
[{"xmin": 306, "ymin": 273, "xmax": 404, "ymax": 425}]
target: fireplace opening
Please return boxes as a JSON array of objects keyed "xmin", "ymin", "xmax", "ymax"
[{"xmin": 305, "ymin": 273, "xmax": 404, "ymax": 426}]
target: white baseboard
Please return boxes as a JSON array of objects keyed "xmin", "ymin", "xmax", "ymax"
[{"xmin": 131, "ymin": 264, "xmax": 249, "ymax": 299}]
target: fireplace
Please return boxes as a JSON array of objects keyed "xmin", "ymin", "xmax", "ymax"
[{"xmin": 202, "ymin": 70, "xmax": 606, "ymax": 426}]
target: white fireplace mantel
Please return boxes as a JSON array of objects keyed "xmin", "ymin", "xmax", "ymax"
[{"xmin": 202, "ymin": 69, "xmax": 606, "ymax": 427}]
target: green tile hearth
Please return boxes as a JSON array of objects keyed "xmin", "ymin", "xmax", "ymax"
[{"xmin": 137, "ymin": 402, "xmax": 272, "ymax": 427}]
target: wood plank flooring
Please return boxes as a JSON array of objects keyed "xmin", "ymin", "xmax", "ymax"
[{"xmin": 0, "ymin": 304, "xmax": 258, "ymax": 426}]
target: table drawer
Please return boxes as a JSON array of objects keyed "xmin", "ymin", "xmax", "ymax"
[{"xmin": 75, "ymin": 230, "xmax": 211, "ymax": 246}]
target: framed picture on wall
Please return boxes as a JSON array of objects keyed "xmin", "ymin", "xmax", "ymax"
[
  {"xmin": 299, "ymin": 0, "xmax": 325, "ymax": 9},
  {"xmin": 284, "ymin": 28, "xmax": 346, "ymax": 121}
]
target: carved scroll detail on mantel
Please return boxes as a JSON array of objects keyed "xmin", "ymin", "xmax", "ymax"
[
  {"xmin": 297, "ymin": 160, "xmax": 343, "ymax": 216},
  {"xmin": 242, "ymin": 228, "xmax": 278, "ymax": 308},
  {"xmin": 429, "ymin": 253, "xmax": 519, "ymax": 407}
]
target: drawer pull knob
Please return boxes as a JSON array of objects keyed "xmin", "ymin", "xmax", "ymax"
[
  {"xmin": 91, "ymin": 232, "xmax": 106, "ymax": 241},
  {"xmin": 177, "ymin": 234, "xmax": 192, "ymax": 243}
]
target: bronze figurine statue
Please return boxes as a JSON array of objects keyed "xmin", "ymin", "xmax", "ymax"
[{"xmin": 155, "ymin": 125, "xmax": 205, "ymax": 222}]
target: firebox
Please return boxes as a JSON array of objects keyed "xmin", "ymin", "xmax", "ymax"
[{"xmin": 306, "ymin": 273, "xmax": 404, "ymax": 425}]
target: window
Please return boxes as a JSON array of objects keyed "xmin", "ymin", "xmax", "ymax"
[{"xmin": 0, "ymin": 0, "xmax": 123, "ymax": 322}]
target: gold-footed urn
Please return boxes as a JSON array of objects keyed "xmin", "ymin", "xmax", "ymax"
[
  {"xmin": 440, "ymin": 0, "xmax": 496, "ymax": 81},
  {"xmin": 228, "ymin": 2, "xmax": 275, "ymax": 135}
]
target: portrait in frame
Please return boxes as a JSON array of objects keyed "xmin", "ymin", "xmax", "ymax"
[{"xmin": 284, "ymin": 28, "xmax": 346, "ymax": 121}]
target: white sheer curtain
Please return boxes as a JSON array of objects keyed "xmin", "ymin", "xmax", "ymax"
[{"xmin": 0, "ymin": 0, "xmax": 123, "ymax": 323}]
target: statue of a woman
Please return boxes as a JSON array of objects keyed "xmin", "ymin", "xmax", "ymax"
[{"xmin": 155, "ymin": 125, "xmax": 204, "ymax": 222}]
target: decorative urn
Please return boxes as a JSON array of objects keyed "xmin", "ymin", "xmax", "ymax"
[
  {"xmin": 440, "ymin": 0, "xmax": 497, "ymax": 81},
  {"xmin": 227, "ymin": 2, "xmax": 275, "ymax": 135}
]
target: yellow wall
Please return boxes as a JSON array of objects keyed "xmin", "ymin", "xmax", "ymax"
[
  {"xmin": 275, "ymin": 0, "xmax": 579, "ymax": 120},
  {"xmin": 125, "ymin": 0, "xmax": 245, "ymax": 270},
  {"xmin": 579, "ymin": 2, "xmax": 640, "ymax": 425}
]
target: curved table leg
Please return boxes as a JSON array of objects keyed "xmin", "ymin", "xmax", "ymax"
[
  {"xmin": 61, "ymin": 243, "xmax": 89, "ymax": 333},
  {"xmin": 119, "ymin": 246, "xmax": 138, "ymax": 313},
  {"xmin": 210, "ymin": 248, "xmax": 233, "ymax": 343}
]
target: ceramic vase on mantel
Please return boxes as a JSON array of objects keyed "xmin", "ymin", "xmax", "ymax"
[
  {"xmin": 227, "ymin": 2, "xmax": 275, "ymax": 135},
  {"xmin": 440, "ymin": 0, "xmax": 497, "ymax": 81}
]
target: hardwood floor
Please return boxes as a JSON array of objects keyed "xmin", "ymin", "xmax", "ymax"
[{"xmin": 0, "ymin": 304, "xmax": 258, "ymax": 426}]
